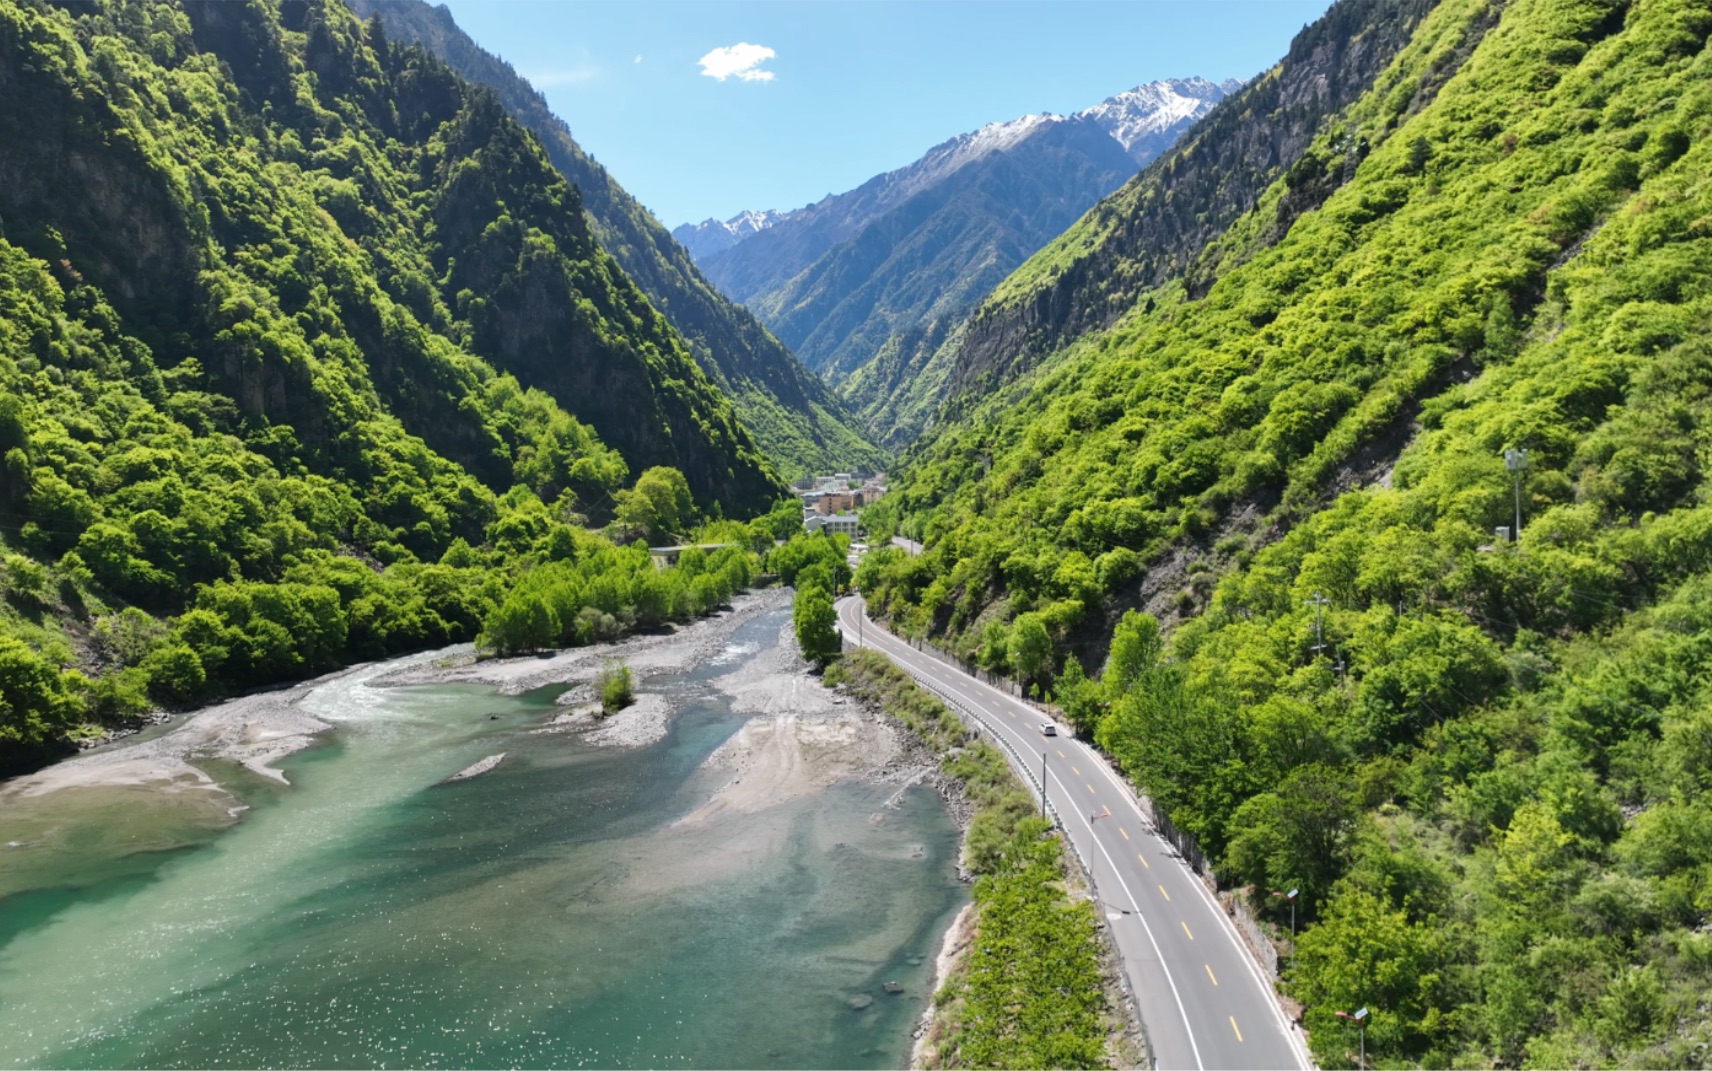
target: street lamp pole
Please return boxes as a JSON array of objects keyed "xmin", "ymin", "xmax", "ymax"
[
  {"xmin": 1336, "ymin": 1007, "xmax": 1369, "ymax": 1069},
  {"xmin": 1272, "ymin": 888, "xmax": 1299, "ymax": 936}
]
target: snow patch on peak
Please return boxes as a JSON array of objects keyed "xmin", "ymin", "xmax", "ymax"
[
  {"xmin": 671, "ymin": 208, "xmax": 787, "ymax": 260},
  {"xmin": 724, "ymin": 208, "xmax": 786, "ymax": 239},
  {"xmin": 1075, "ymin": 77, "xmax": 1239, "ymax": 161}
]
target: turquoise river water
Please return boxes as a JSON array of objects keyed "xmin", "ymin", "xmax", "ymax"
[{"xmin": 0, "ymin": 610, "xmax": 966, "ymax": 1068}]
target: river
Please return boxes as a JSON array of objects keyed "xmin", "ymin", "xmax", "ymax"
[{"xmin": 0, "ymin": 603, "xmax": 966, "ymax": 1069}]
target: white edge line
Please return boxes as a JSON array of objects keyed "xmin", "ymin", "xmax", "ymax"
[
  {"xmin": 843, "ymin": 604, "xmax": 1204, "ymax": 1071},
  {"xmin": 1044, "ymin": 764, "xmax": 1205, "ymax": 1071},
  {"xmin": 840, "ymin": 598, "xmax": 1311, "ymax": 1070}
]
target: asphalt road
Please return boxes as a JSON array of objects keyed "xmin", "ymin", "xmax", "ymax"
[{"xmin": 836, "ymin": 596, "xmax": 1311, "ymax": 1071}]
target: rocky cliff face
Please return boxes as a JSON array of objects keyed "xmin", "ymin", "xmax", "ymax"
[
  {"xmin": 0, "ymin": 0, "xmax": 781, "ymax": 515},
  {"xmin": 935, "ymin": 0, "xmax": 1445, "ymax": 415},
  {"xmin": 346, "ymin": 0, "xmax": 884, "ymax": 479}
]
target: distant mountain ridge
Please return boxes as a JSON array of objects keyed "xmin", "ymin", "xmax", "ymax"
[
  {"xmin": 346, "ymin": 0, "xmax": 884, "ymax": 479},
  {"xmin": 672, "ymin": 78, "xmax": 1237, "ymax": 449},
  {"xmin": 673, "ymin": 209, "xmax": 786, "ymax": 261}
]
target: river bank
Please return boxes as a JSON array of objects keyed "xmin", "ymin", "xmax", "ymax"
[
  {"xmin": 0, "ymin": 590, "xmax": 969, "ymax": 1070},
  {"xmin": 826, "ymin": 647, "xmax": 1143, "ymax": 1070},
  {"xmin": 1, "ymin": 588, "xmax": 865, "ymax": 801}
]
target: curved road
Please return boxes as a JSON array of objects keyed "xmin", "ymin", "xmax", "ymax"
[{"xmin": 837, "ymin": 596, "xmax": 1310, "ymax": 1071}]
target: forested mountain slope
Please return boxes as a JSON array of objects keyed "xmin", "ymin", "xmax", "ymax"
[
  {"xmin": 0, "ymin": 0, "xmax": 788, "ymax": 773},
  {"xmin": 344, "ymin": 0, "xmax": 883, "ymax": 479},
  {"xmin": 932, "ymin": 0, "xmax": 1438, "ymax": 415},
  {"xmin": 1, "ymin": 0, "xmax": 779, "ymax": 513},
  {"xmin": 861, "ymin": 0, "xmax": 1712, "ymax": 1064}
]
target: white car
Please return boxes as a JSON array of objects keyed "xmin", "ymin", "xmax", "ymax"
[{"xmin": 1041, "ymin": 723, "xmax": 1058, "ymax": 737}]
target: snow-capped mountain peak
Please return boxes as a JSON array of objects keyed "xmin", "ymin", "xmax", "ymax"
[
  {"xmin": 672, "ymin": 76, "xmax": 1239, "ymax": 262},
  {"xmin": 1074, "ymin": 76, "xmax": 1242, "ymax": 162},
  {"xmin": 671, "ymin": 209, "xmax": 786, "ymax": 260}
]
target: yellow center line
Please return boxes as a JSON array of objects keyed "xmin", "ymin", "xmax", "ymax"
[
  {"xmin": 1007, "ymin": 710, "xmax": 1016, "ymax": 718},
  {"xmin": 1229, "ymin": 1016, "xmax": 1243, "ymax": 1043},
  {"xmin": 1180, "ymin": 920, "xmax": 1193, "ymax": 940},
  {"xmin": 1204, "ymin": 964, "xmax": 1218, "ymax": 986},
  {"xmin": 1056, "ymin": 750, "xmax": 1065, "ymax": 758},
  {"xmin": 1138, "ymin": 853, "xmax": 1149, "ymax": 869},
  {"xmin": 1158, "ymin": 884, "xmax": 1170, "ymax": 901},
  {"xmin": 1086, "ymin": 783, "xmax": 1096, "ymax": 794},
  {"xmin": 1119, "ymin": 827, "xmax": 1129, "ymax": 841},
  {"xmin": 1071, "ymin": 765, "xmax": 1081, "ymax": 775}
]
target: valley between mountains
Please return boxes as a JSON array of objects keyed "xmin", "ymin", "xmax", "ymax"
[{"xmin": 3, "ymin": 0, "xmax": 1712, "ymax": 1068}]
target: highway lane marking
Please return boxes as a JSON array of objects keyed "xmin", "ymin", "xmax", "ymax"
[
  {"xmin": 1087, "ymin": 783, "xmax": 1097, "ymax": 794},
  {"xmin": 1158, "ymin": 884, "xmax": 1170, "ymax": 902},
  {"xmin": 1230, "ymin": 1017, "xmax": 1243, "ymax": 1043},
  {"xmin": 1119, "ymin": 827, "xmax": 1129, "ymax": 841},
  {"xmin": 866, "ymin": 612, "xmax": 1288, "ymax": 1071},
  {"xmin": 1138, "ymin": 853, "xmax": 1149, "ymax": 869},
  {"xmin": 1205, "ymin": 964, "xmax": 1219, "ymax": 987},
  {"xmin": 1008, "ymin": 710, "xmax": 1017, "ymax": 719},
  {"xmin": 1072, "ymin": 765, "xmax": 1082, "ymax": 775},
  {"xmin": 1181, "ymin": 921, "xmax": 1193, "ymax": 940},
  {"xmin": 1042, "ymin": 764, "xmax": 1205, "ymax": 1071},
  {"xmin": 1057, "ymin": 750, "xmax": 1066, "ymax": 758}
]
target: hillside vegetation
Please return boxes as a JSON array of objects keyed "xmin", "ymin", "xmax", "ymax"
[
  {"xmin": 0, "ymin": 0, "xmax": 791, "ymax": 772},
  {"xmin": 863, "ymin": 0, "xmax": 1712, "ymax": 1064},
  {"xmin": 345, "ymin": 0, "xmax": 884, "ymax": 479},
  {"xmin": 931, "ymin": 0, "xmax": 1437, "ymax": 420}
]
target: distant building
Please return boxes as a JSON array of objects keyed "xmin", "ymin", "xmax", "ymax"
[
  {"xmin": 816, "ymin": 491, "xmax": 857, "ymax": 514},
  {"xmin": 804, "ymin": 513, "xmax": 860, "ymax": 538}
]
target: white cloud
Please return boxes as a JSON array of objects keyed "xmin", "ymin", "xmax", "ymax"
[
  {"xmin": 634, "ymin": 54, "xmax": 643, "ymax": 64},
  {"xmin": 697, "ymin": 42, "xmax": 775, "ymax": 83}
]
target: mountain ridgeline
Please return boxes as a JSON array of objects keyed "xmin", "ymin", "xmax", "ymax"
[
  {"xmin": 934, "ymin": 0, "xmax": 1440, "ymax": 413},
  {"xmin": 344, "ymin": 0, "xmax": 884, "ymax": 480},
  {"xmin": 861, "ymin": 0, "xmax": 1712, "ymax": 1064},
  {"xmin": 678, "ymin": 79, "xmax": 1236, "ymax": 449},
  {"xmin": 0, "ymin": 0, "xmax": 798, "ymax": 772}
]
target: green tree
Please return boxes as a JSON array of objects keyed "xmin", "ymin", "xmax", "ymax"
[
  {"xmin": 1007, "ymin": 612, "xmax": 1052, "ymax": 687},
  {"xmin": 1291, "ymin": 884, "xmax": 1452, "ymax": 1068},
  {"xmin": 1054, "ymin": 655, "xmax": 1102, "ymax": 735},
  {"xmin": 1103, "ymin": 609, "xmax": 1162, "ymax": 695},
  {"xmin": 481, "ymin": 591, "xmax": 557, "ymax": 655},
  {"xmin": 597, "ymin": 660, "xmax": 634, "ymax": 714},
  {"xmin": 614, "ymin": 466, "xmax": 694, "ymax": 544},
  {"xmin": 793, "ymin": 582, "xmax": 840, "ymax": 667}
]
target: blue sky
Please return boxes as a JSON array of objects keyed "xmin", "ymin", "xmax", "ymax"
[{"xmin": 438, "ymin": 1, "xmax": 1334, "ymax": 229}]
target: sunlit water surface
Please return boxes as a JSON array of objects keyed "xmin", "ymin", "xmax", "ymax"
[{"xmin": 0, "ymin": 611, "xmax": 965, "ymax": 1068}]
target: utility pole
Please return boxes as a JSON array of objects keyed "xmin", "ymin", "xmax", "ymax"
[
  {"xmin": 1307, "ymin": 592, "xmax": 1331, "ymax": 660},
  {"xmin": 1504, "ymin": 447, "xmax": 1529, "ymax": 544},
  {"xmin": 1272, "ymin": 887, "xmax": 1299, "ymax": 936}
]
